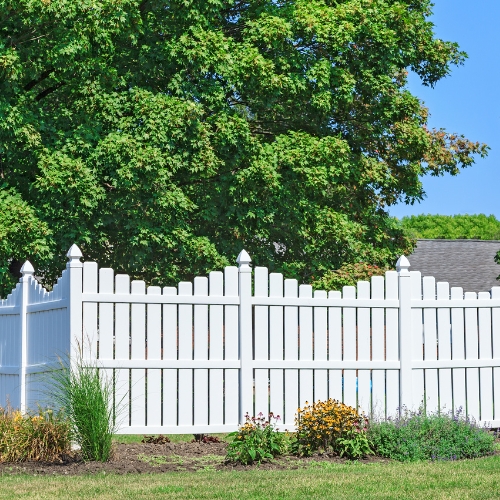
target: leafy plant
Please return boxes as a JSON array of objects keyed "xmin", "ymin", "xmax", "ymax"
[
  {"xmin": 312, "ymin": 262, "xmax": 391, "ymax": 291},
  {"xmin": 192, "ymin": 434, "xmax": 221, "ymax": 443},
  {"xmin": 49, "ymin": 357, "xmax": 124, "ymax": 462},
  {"xmin": 226, "ymin": 412, "xmax": 290, "ymax": 465},
  {"xmin": 336, "ymin": 425, "xmax": 373, "ymax": 459},
  {"xmin": 142, "ymin": 435, "xmax": 171, "ymax": 444},
  {"xmin": 0, "ymin": 406, "xmax": 71, "ymax": 462},
  {"xmin": 294, "ymin": 399, "xmax": 372, "ymax": 459},
  {"xmin": 369, "ymin": 406, "xmax": 495, "ymax": 462}
]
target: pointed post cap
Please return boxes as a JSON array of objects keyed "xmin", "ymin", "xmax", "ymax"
[
  {"xmin": 66, "ymin": 244, "xmax": 83, "ymax": 268},
  {"xmin": 236, "ymin": 249, "xmax": 252, "ymax": 272},
  {"xmin": 20, "ymin": 260, "xmax": 35, "ymax": 277},
  {"xmin": 396, "ymin": 255, "xmax": 410, "ymax": 274}
]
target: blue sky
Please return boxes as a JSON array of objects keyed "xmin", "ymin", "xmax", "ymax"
[{"xmin": 388, "ymin": 0, "xmax": 500, "ymax": 220}]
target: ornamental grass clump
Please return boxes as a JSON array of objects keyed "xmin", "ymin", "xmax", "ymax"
[
  {"xmin": 294, "ymin": 399, "xmax": 372, "ymax": 459},
  {"xmin": 368, "ymin": 406, "xmax": 495, "ymax": 462},
  {"xmin": 226, "ymin": 412, "xmax": 290, "ymax": 464},
  {"xmin": 0, "ymin": 406, "xmax": 71, "ymax": 462},
  {"xmin": 49, "ymin": 357, "xmax": 122, "ymax": 462}
]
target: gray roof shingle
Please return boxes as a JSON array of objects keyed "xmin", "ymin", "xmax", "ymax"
[{"xmin": 408, "ymin": 239, "xmax": 500, "ymax": 293}]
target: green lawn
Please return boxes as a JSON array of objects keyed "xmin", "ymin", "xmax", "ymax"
[{"xmin": 1, "ymin": 455, "xmax": 500, "ymax": 500}]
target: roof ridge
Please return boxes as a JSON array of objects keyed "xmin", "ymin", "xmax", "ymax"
[{"xmin": 416, "ymin": 239, "xmax": 500, "ymax": 243}]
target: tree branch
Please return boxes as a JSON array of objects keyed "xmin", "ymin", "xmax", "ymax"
[
  {"xmin": 24, "ymin": 68, "xmax": 55, "ymax": 92},
  {"xmin": 35, "ymin": 82, "xmax": 65, "ymax": 102}
]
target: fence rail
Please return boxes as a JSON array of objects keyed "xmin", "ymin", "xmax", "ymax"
[{"xmin": 1, "ymin": 246, "xmax": 500, "ymax": 432}]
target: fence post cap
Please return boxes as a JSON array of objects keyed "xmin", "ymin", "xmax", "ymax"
[
  {"xmin": 20, "ymin": 260, "xmax": 35, "ymax": 277},
  {"xmin": 66, "ymin": 244, "xmax": 83, "ymax": 259},
  {"xmin": 66, "ymin": 244, "xmax": 83, "ymax": 267},
  {"xmin": 396, "ymin": 255, "xmax": 410, "ymax": 274},
  {"xmin": 236, "ymin": 249, "xmax": 252, "ymax": 269}
]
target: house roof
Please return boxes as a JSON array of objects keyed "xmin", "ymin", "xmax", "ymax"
[{"xmin": 408, "ymin": 239, "xmax": 500, "ymax": 293}]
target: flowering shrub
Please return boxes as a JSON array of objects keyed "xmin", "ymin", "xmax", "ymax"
[
  {"xmin": 226, "ymin": 412, "xmax": 290, "ymax": 464},
  {"xmin": 294, "ymin": 399, "xmax": 372, "ymax": 458},
  {"xmin": 0, "ymin": 406, "xmax": 71, "ymax": 462},
  {"xmin": 368, "ymin": 406, "xmax": 495, "ymax": 462}
]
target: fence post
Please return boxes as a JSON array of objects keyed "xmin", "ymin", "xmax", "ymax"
[
  {"xmin": 66, "ymin": 245, "xmax": 83, "ymax": 365},
  {"xmin": 237, "ymin": 249, "xmax": 253, "ymax": 424},
  {"xmin": 397, "ymin": 255, "xmax": 412, "ymax": 412},
  {"xmin": 19, "ymin": 261, "xmax": 34, "ymax": 413}
]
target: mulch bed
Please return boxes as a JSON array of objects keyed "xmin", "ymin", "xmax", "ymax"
[{"xmin": 0, "ymin": 441, "xmax": 392, "ymax": 476}]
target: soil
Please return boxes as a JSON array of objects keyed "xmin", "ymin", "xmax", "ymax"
[{"xmin": 0, "ymin": 441, "xmax": 393, "ymax": 476}]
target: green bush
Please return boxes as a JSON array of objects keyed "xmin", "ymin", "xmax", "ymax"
[
  {"xmin": 226, "ymin": 412, "xmax": 290, "ymax": 465},
  {"xmin": 49, "ymin": 357, "xmax": 123, "ymax": 462},
  {"xmin": 0, "ymin": 406, "xmax": 71, "ymax": 462},
  {"xmin": 369, "ymin": 406, "xmax": 495, "ymax": 462}
]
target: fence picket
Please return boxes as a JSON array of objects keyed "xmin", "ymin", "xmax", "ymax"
[
  {"xmin": 410, "ymin": 271, "xmax": 424, "ymax": 413},
  {"xmin": 178, "ymin": 282, "xmax": 193, "ymax": 427},
  {"xmin": 299, "ymin": 285, "xmax": 313, "ymax": 409},
  {"xmin": 130, "ymin": 280, "xmax": 146, "ymax": 427},
  {"xmin": 284, "ymin": 279, "xmax": 298, "ymax": 425},
  {"xmin": 162, "ymin": 286, "xmax": 177, "ymax": 427},
  {"xmin": 224, "ymin": 266, "xmax": 239, "ymax": 426},
  {"xmin": 313, "ymin": 290, "xmax": 328, "ymax": 403},
  {"xmin": 115, "ymin": 274, "xmax": 130, "ymax": 427},
  {"xmin": 423, "ymin": 276, "xmax": 438, "ymax": 412},
  {"xmin": 465, "ymin": 292, "xmax": 480, "ymax": 419},
  {"xmin": 147, "ymin": 286, "xmax": 162, "ymax": 427},
  {"xmin": 82, "ymin": 262, "xmax": 98, "ymax": 360},
  {"xmin": 478, "ymin": 291, "xmax": 493, "ymax": 422},
  {"xmin": 451, "ymin": 287, "xmax": 466, "ymax": 415},
  {"xmin": 343, "ymin": 286, "xmax": 357, "ymax": 409},
  {"xmin": 357, "ymin": 281, "xmax": 371, "ymax": 413},
  {"xmin": 254, "ymin": 267, "xmax": 269, "ymax": 416},
  {"xmin": 193, "ymin": 278, "xmax": 209, "ymax": 426},
  {"xmin": 98, "ymin": 268, "xmax": 114, "ymax": 414},
  {"xmin": 385, "ymin": 271, "xmax": 399, "ymax": 417},
  {"xmin": 371, "ymin": 276, "xmax": 385, "ymax": 417},
  {"xmin": 328, "ymin": 290, "xmax": 343, "ymax": 402},
  {"xmin": 209, "ymin": 272, "xmax": 224, "ymax": 426},
  {"xmin": 269, "ymin": 273, "xmax": 284, "ymax": 420},
  {"xmin": 437, "ymin": 282, "xmax": 452, "ymax": 412},
  {"xmin": 492, "ymin": 287, "xmax": 500, "ymax": 421}
]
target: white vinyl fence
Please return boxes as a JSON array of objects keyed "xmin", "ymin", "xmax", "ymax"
[{"xmin": 1, "ymin": 245, "xmax": 500, "ymax": 432}]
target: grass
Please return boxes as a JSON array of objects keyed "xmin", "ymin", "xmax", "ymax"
[
  {"xmin": 1, "ymin": 455, "xmax": 500, "ymax": 499},
  {"xmin": 137, "ymin": 453, "xmax": 225, "ymax": 468}
]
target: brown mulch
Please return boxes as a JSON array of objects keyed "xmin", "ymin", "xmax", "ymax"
[{"xmin": 0, "ymin": 441, "xmax": 392, "ymax": 476}]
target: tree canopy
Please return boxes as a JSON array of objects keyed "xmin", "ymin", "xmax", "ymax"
[
  {"xmin": 400, "ymin": 214, "xmax": 500, "ymax": 240},
  {"xmin": 0, "ymin": 0, "xmax": 489, "ymax": 296}
]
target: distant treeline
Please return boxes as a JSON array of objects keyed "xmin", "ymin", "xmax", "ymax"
[{"xmin": 400, "ymin": 214, "xmax": 500, "ymax": 240}]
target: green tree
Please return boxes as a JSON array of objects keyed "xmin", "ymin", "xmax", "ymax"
[
  {"xmin": 400, "ymin": 214, "xmax": 500, "ymax": 240},
  {"xmin": 0, "ymin": 0, "xmax": 489, "ymax": 296},
  {"xmin": 312, "ymin": 262, "xmax": 392, "ymax": 291}
]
